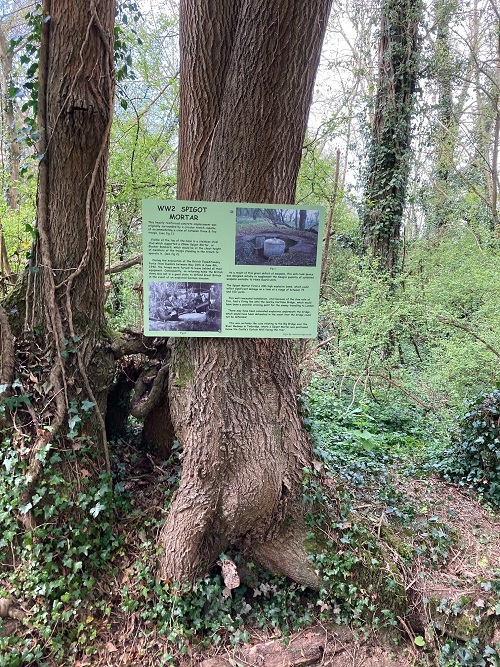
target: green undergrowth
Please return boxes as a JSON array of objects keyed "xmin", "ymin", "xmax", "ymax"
[
  {"xmin": 0, "ymin": 424, "xmax": 322, "ymax": 665},
  {"xmin": 1, "ymin": 379, "xmax": 499, "ymax": 665},
  {"xmin": 116, "ymin": 551, "xmax": 320, "ymax": 663},
  {"xmin": 0, "ymin": 432, "xmax": 128, "ymax": 665},
  {"xmin": 305, "ymin": 377, "xmax": 446, "ymax": 487},
  {"xmin": 304, "ymin": 380, "xmax": 500, "ymax": 666}
]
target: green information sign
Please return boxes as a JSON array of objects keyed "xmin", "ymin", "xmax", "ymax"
[{"xmin": 142, "ymin": 200, "xmax": 325, "ymax": 338}]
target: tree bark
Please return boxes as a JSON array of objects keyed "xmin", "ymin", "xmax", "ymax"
[
  {"xmin": 158, "ymin": 0, "xmax": 332, "ymax": 584},
  {"xmin": 34, "ymin": 0, "xmax": 115, "ymax": 334},
  {"xmin": 2, "ymin": 0, "xmax": 116, "ymax": 488},
  {"xmin": 432, "ymin": 0, "xmax": 458, "ymax": 231}
]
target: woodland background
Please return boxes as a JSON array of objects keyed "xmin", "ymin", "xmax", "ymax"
[{"xmin": 0, "ymin": 0, "xmax": 499, "ymax": 665}]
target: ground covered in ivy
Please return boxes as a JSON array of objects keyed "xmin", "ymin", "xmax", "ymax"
[{"xmin": 2, "ymin": 386, "xmax": 499, "ymax": 667}]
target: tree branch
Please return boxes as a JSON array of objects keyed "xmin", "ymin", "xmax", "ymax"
[
  {"xmin": 130, "ymin": 362, "xmax": 170, "ymax": 419},
  {"xmin": 110, "ymin": 331, "xmax": 167, "ymax": 358},
  {"xmin": 107, "ymin": 254, "xmax": 142, "ymax": 275},
  {"xmin": 371, "ymin": 373, "xmax": 436, "ymax": 411},
  {"xmin": 437, "ymin": 316, "xmax": 500, "ymax": 359}
]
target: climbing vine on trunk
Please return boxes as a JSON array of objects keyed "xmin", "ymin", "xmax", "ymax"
[{"xmin": 362, "ymin": 0, "xmax": 423, "ymax": 274}]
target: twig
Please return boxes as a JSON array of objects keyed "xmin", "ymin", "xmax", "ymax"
[
  {"xmin": 437, "ymin": 316, "xmax": 500, "ymax": 359},
  {"xmin": 303, "ymin": 335, "xmax": 337, "ymax": 360}
]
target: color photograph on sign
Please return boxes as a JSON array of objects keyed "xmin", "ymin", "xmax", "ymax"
[
  {"xmin": 234, "ymin": 207, "xmax": 320, "ymax": 267},
  {"xmin": 142, "ymin": 200, "xmax": 325, "ymax": 338}
]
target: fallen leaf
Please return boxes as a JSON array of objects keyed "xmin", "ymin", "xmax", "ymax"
[{"xmin": 220, "ymin": 558, "xmax": 240, "ymax": 589}]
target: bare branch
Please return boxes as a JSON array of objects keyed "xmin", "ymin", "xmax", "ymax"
[
  {"xmin": 107, "ymin": 254, "xmax": 142, "ymax": 275},
  {"xmin": 437, "ymin": 316, "xmax": 500, "ymax": 359},
  {"xmin": 130, "ymin": 362, "xmax": 170, "ymax": 419}
]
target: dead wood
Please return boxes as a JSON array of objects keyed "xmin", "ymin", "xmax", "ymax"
[
  {"xmin": 0, "ymin": 597, "xmax": 26, "ymax": 621},
  {"xmin": 130, "ymin": 362, "xmax": 170, "ymax": 420},
  {"xmin": 110, "ymin": 332, "xmax": 167, "ymax": 359}
]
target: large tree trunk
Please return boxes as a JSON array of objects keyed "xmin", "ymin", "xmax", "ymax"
[
  {"xmin": 30, "ymin": 0, "xmax": 116, "ymax": 439},
  {"xmin": 432, "ymin": 0, "xmax": 457, "ymax": 231},
  {"xmin": 157, "ymin": 0, "xmax": 332, "ymax": 585},
  {"xmin": 34, "ymin": 0, "xmax": 114, "ymax": 334},
  {"xmin": 1, "ymin": 0, "xmax": 116, "ymax": 509}
]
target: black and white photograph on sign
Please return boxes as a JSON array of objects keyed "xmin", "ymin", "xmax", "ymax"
[
  {"xmin": 235, "ymin": 207, "xmax": 320, "ymax": 267},
  {"xmin": 148, "ymin": 282, "xmax": 222, "ymax": 333}
]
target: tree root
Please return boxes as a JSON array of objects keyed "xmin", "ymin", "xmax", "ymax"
[
  {"xmin": 201, "ymin": 623, "xmax": 353, "ymax": 667},
  {"xmin": 130, "ymin": 362, "xmax": 170, "ymax": 420},
  {"xmin": 157, "ymin": 480, "xmax": 223, "ymax": 582},
  {"xmin": 0, "ymin": 597, "xmax": 26, "ymax": 621},
  {"xmin": 249, "ymin": 520, "xmax": 320, "ymax": 589}
]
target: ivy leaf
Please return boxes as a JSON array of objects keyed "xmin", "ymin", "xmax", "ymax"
[
  {"xmin": 414, "ymin": 636, "xmax": 425, "ymax": 647},
  {"xmin": 19, "ymin": 502, "xmax": 33, "ymax": 515},
  {"xmin": 90, "ymin": 502, "xmax": 106, "ymax": 517}
]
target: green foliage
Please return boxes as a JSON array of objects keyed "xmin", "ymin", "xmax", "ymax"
[
  {"xmin": 115, "ymin": 1, "xmax": 143, "ymax": 85},
  {"xmin": 301, "ymin": 465, "xmax": 407, "ymax": 629},
  {"xmin": 307, "ymin": 379, "xmax": 439, "ymax": 462},
  {"xmin": 319, "ymin": 226, "xmax": 500, "ymax": 418},
  {"xmin": 0, "ymin": 446, "xmax": 124, "ymax": 662},
  {"xmin": 296, "ymin": 140, "xmax": 339, "ymax": 206},
  {"xmin": 0, "ymin": 384, "xmax": 127, "ymax": 663},
  {"xmin": 7, "ymin": 4, "xmax": 44, "ymax": 150},
  {"xmin": 438, "ymin": 638, "xmax": 500, "ymax": 667},
  {"xmin": 433, "ymin": 389, "xmax": 500, "ymax": 508},
  {"xmin": 305, "ymin": 383, "xmax": 456, "ymax": 564},
  {"xmin": 105, "ymin": 7, "xmax": 179, "ymax": 329},
  {"xmin": 118, "ymin": 551, "xmax": 319, "ymax": 662}
]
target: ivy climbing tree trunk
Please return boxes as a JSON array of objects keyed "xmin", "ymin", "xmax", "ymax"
[
  {"xmin": 1, "ymin": 0, "xmax": 116, "ymax": 502},
  {"xmin": 362, "ymin": 0, "xmax": 422, "ymax": 274},
  {"xmin": 157, "ymin": 0, "xmax": 332, "ymax": 585}
]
